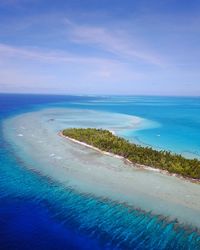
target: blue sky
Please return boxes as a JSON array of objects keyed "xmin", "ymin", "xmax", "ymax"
[{"xmin": 0, "ymin": 0, "xmax": 200, "ymax": 95}]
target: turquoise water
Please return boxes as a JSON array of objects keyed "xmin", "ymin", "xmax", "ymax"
[
  {"xmin": 59, "ymin": 96, "xmax": 200, "ymax": 159},
  {"xmin": 0, "ymin": 94, "xmax": 200, "ymax": 249}
]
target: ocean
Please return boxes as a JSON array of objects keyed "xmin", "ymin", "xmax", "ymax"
[{"xmin": 0, "ymin": 93, "xmax": 200, "ymax": 250}]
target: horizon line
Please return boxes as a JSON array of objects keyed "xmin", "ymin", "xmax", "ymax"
[{"xmin": 0, "ymin": 92, "xmax": 200, "ymax": 98}]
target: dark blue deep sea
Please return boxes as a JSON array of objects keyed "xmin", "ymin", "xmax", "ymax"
[{"xmin": 0, "ymin": 93, "xmax": 200, "ymax": 250}]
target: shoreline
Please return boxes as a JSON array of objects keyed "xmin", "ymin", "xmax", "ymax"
[
  {"xmin": 3, "ymin": 109, "xmax": 200, "ymax": 230},
  {"xmin": 59, "ymin": 131, "xmax": 200, "ymax": 184}
]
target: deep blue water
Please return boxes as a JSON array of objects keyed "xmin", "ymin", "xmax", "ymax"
[{"xmin": 0, "ymin": 93, "xmax": 200, "ymax": 250}]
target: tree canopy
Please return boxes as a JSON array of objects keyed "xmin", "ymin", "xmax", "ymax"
[{"xmin": 63, "ymin": 128, "xmax": 200, "ymax": 180}]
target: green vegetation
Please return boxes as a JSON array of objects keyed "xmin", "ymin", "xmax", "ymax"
[{"xmin": 62, "ymin": 128, "xmax": 200, "ymax": 180}]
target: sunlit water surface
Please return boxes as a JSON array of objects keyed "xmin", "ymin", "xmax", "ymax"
[{"xmin": 1, "ymin": 94, "xmax": 200, "ymax": 249}]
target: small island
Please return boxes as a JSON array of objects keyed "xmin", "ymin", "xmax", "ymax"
[{"xmin": 62, "ymin": 128, "xmax": 200, "ymax": 180}]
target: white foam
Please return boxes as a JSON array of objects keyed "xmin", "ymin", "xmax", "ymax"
[
  {"xmin": 3, "ymin": 108, "xmax": 200, "ymax": 229},
  {"xmin": 55, "ymin": 156, "xmax": 62, "ymax": 160}
]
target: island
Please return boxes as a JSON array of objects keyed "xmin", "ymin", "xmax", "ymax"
[{"xmin": 62, "ymin": 128, "xmax": 200, "ymax": 180}]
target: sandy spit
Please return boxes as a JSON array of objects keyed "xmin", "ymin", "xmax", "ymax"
[{"xmin": 59, "ymin": 131, "xmax": 199, "ymax": 184}]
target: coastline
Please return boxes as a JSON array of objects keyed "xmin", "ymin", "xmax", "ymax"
[
  {"xmin": 59, "ymin": 131, "xmax": 200, "ymax": 184},
  {"xmin": 3, "ymin": 108, "xmax": 200, "ymax": 230}
]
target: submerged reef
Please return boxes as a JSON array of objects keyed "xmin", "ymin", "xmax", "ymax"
[{"xmin": 63, "ymin": 128, "xmax": 200, "ymax": 180}]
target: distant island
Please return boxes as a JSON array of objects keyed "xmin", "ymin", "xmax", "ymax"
[{"xmin": 62, "ymin": 128, "xmax": 200, "ymax": 180}]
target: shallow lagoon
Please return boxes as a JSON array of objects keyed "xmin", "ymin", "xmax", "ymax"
[{"xmin": 3, "ymin": 108, "xmax": 200, "ymax": 233}]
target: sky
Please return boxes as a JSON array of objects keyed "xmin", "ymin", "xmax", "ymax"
[{"xmin": 0, "ymin": 0, "xmax": 200, "ymax": 96}]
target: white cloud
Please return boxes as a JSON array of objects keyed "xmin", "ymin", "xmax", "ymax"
[
  {"xmin": 65, "ymin": 19, "xmax": 164, "ymax": 66},
  {"xmin": 0, "ymin": 43, "xmax": 114, "ymax": 65},
  {"xmin": 0, "ymin": 42, "xmax": 147, "ymax": 94}
]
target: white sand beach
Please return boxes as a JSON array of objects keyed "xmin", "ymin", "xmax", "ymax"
[{"xmin": 3, "ymin": 108, "xmax": 200, "ymax": 229}]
